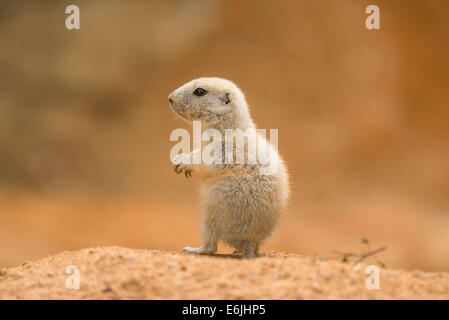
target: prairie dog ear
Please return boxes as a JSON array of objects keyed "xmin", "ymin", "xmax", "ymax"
[{"xmin": 223, "ymin": 92, "xmax": 232, "ymax": 104}]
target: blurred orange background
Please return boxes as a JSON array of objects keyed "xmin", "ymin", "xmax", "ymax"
[{"xmin": 1, "ymin": 1, "xmax": 448, "ymax": 271}]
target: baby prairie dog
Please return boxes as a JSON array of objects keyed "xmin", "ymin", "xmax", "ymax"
[{"xmin": 168, "ymin": 77, "xmax": 289, "ymax": 258}]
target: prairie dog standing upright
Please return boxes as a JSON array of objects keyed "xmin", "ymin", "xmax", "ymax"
[{"xmin": 168, "ymin": 77, "xmax": 289, "ymax": 258}]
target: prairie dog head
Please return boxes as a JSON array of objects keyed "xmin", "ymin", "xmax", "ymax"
[{"xmin": 168, "ymin": 77, "xmax": 253, "ymax": 129}]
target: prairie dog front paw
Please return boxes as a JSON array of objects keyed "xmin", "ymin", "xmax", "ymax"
[{"xmin": 172, "ymin": 154, "xmax": 192, "ymax": 177}]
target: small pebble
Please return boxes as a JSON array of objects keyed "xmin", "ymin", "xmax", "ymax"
[
  {"xmin": 169, "ymin": 261, "xmax": 178, "ymax": 267},
  {"xmin": 318, "ymin": 271, "xmax": 327, "ymax": 278},
  {"xmin": 312, "ymin": 282, "xmax": 323, "ymax": 293},
  {"xmin": 352, "ymin": 264, "xmax": 362, "ymax": 271},
  {"xmin": 246, "ymin": 274, "xmax": 257, "ymax": 281},
  {"xmin": 124, "ymin": 253, "xmax": 135, "ymax": 260},
  {"xmin": 102, "ymin": 285, "xmax": 113, "ymax": 293}
]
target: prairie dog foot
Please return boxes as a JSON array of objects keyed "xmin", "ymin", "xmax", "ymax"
[
  {"xmin": 234, "ymin": 242, "xmax": 260, "ymax": 259},
  {"xmin": 182, "ymin": 245, "xmax": 216, "ymax": 255},
  {"xmin": 232, "ymin": 249, "xmax": 259, "ymax": 258}
]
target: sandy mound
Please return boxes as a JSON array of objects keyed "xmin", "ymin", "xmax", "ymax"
[{"xmin": 0, "ymin": 246, "xmax": 448, "ymax": 299}]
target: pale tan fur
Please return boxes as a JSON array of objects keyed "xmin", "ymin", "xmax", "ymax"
[{"xmin": 168, "ymin": 77, "xmax": 289, "ymax": 258}]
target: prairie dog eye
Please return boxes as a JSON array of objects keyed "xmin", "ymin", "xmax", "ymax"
[{"xmin": 193, "ymin": 88, "xmax": 207, "ymax": 96}]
